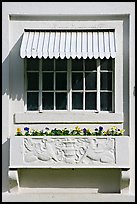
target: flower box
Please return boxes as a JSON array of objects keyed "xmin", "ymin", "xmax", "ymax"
[
  {"xmin": 9, "ymin": 135, "xmax": 129, "ymax": 169},
  {"xmin": 8, "ymin": 126, "xmax": 130, "ymax": 193}
]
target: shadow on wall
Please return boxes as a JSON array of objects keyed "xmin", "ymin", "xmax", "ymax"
[
  {"xmin": 123, "ymin": 16, "xmax": 129, "ymax": 136},
  {"xmin": 18, "ymin": 168, "xmax": 121, "ymax": 193},
  {"xmin": 2, "ymin": 34, "xmax": 24, "ymax": 101},
  {"xmin": 2, "ymin": 139, "xmax": 10, "ymax": 192},
  {"xmin": 2, "ymin": 34, "xmax": 24, "ymax": 192}
]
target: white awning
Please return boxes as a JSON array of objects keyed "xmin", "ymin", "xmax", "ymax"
[{"xmin": 20, "ymin": 30, "xmax": 116, "ymax": 59}]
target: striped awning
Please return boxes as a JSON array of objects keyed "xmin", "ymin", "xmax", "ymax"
[{"xmin": 20, "ymin": 30, "xmax": 116, "ymax": 59}]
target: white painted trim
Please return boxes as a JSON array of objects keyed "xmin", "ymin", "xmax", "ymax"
[
  {"xmin": 14, "ymin": 112, "xmax": 123, "ymax": 124},
  {"xmin": 67, "ymin": 59, "xmax": 71, "ymax": 111},
  {"xmin": 13, "ymin": 20, "xmax": 123, "ymax": 30},
  {"xmin": 39, "ymin": 59, "xmax": 42, "ymax": 112},
  {"xmin": 114, "ymin": 22, "xmax": 123, "ymax": 113},
  {"xmin": 97, "ymin": 59, "xmax": 100, "ymax": 112},
  {"xmin": 53, "ymin": 58, "xmax": 56, "ymax": 110},
  {"xmin": 83, "ymin": 60, "xmax": 85, "ymax": 110},
  {"xmin": 24, "ymin": 59, "xmax": 27, "ymax": 112}
]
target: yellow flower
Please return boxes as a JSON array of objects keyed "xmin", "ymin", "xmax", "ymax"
[
  {"xmin": 75, "ymin": 126, "xmax": 82, "ymax": 131},
  {"xmin": 111, "ymin": 126, "xmax": 117, "ymax": 131},
  {"xmin": 47, "ymin": 130, "xmax": 51, "ymax": 134},
  {"xmin": 87, "ymin": 128, "xmax": 92, "ymax": 133},
  {"xmin": 17, "ymin": 128, "xmax": 21, "ymax": 133},
  {"xmin": 29, "ymin": 128, "xmax": 33, "ymax": 133},
  {"xmin": 120, "ymin": 129, "xmax": 125, "ymax": 134},
  {"xmin": 103, "ymin": 131, "xmax": 107, "ymax": 135}
]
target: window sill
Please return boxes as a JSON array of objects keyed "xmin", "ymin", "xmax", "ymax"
[{"xmin": 14, "ymin": 112, "xmax": 124, "ymax": 124}]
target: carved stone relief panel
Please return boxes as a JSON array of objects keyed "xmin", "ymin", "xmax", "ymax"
[{"xmin": 24, "ymin": 137, "xmax": 116, "ymax": 165}]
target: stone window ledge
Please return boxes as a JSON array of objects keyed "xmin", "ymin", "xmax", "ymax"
[{"xmin": 14, "ymin": 112, "xmax": 124, "ymax": 124}]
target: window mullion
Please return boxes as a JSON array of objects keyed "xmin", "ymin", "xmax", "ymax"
[
  {"xmin": 69, "ymin": 58, "xmax": 72, "ymax": 111},
  {"xmin": 67, "ymin": 59, "xmax": 70, "ymax": 111},
  {"xmin": 112, "ymin": 59, "xmax": 114, "ymax": 112},
  {"xmin": 24, "ymin": 58, "xmax": 27, "ymax": 112},
  {"xmin": 83, "ymin": 59, "xmax": 85, "ymax": 110},
  {"xmin": 54, "ymin": 58, "xmax": 56, "ymax": 110},
  {"xmin": 39, "ymin": 59, "xmax": 42, "ymax": 112},
  {"xmin": 97, "ymin": 59, "xmax": 100, "ymax": 112}
]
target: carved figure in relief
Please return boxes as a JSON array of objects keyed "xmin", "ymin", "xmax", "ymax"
[
  {"xmin": 81, "ymin": 138, "xmax": 115, "ymax": 164},
  {"xmin": 24, "ymin": 138, "xmax": 58, "ymax": 162},
  {"xmin": 24, "ymin": 137, "xmax": 115, "ymax": 165}
]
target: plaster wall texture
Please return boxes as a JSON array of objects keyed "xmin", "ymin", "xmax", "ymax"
[{"xmin": 2, "ymin": 2, "xmax": 135, "ymax": 202}]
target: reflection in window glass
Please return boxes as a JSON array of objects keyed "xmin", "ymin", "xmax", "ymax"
[
  {"xmin": 56, "ymin": 93, "xmax": 67, "ymax": 110},
  {"xmin": 100, "ymin": 92, "xmax": 112, "ymax": 111},
  {"xmin": 85, "ymin": 92, "xmax": 96, "ymax": 110},
  {"xmin": 27, "ymin": 92, "xmax": 39, "ymax": 110},
  {"xmin": 72, "ymin": 92, "xmax": 83, "ymax": 109},
  {"xmin": 72, "ymin": 73, "xmax": 83, "ymax": 90},
  {"xmin": 100, "ymin": 58, "xmax": 112, "ymax": 70},
  {"xmin": 26, "ymin": 58, "xmax": 114, "ymax": 112},
  {"xmin": 101, "ymin": 72, "xmax": 112, "ymax": 90},
  {"xmin": 85, "ymin": 72, "xmax": 97, "ymax": 90},
  {"xmin": 42, "ymin": 92, "xmax": 54, "ymax": 110},
  {"xmin": 85, "ymin": 59, "xmax": 97, "ymax": 71}
]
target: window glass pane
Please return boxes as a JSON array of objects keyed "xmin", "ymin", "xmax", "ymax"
[
  {"xmin": 27, "ymin": 58, "xmax": 39, "ymax": 71},
  {"xmin": 100, "ymin": 58, "xmax": 113, "ymax": 70},
  {"xmin": 42, "ymin": 58, "xmax": 54, "ymax": 71},
  {"xmin": 56, "ymin": 58, "xmax": 67, "ymax": 71},
  {"xmin": 72, "ymin": 73, "xmax": 83, "ymax": 90},
  {"xmin": 56, "ymin": 73, "xmax": 67, "ymax": 90},
  {"xmin": 85, "ymin": 92, "xmax": 96, "ymax": 110},
  {"xmin": 72, "ymin": 92, "xmax": 83, "ymax": 109},
  {"xmin": 27, "ymin": 92, "xmax": 38, "ymax": 110},
  {"xmin": 72, "ymin": 59, "xmax": 83, "ymax": 71},
  {"xmin": 85, "ymin": 59, "xmax": 97, "ymax": 71},
  {"xmin": 100, "ymin": 92, "xmax": 112, "ymax": 111},
  {"xmin": 43, "ymin": 73, "xmax": 54, "ymax": 90},
  {"xmin": 27, "ymin": 72, "xmax": 39, "ymax": 90},
  {"xmin": 42, "ymin": 92, "xmax": 54, "ymax": 110},
  {"xmin": 56, "ymin": 93, "xmax": 67, "ymax": 110},
  {"xmin": 85, "ymin": 72, "xmax": 97, "ymax": 90},
  {"xmin": 101, "ymin": 72, "xmax": 112, "ymax": 90}
]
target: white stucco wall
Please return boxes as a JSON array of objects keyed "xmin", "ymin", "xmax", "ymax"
[{"xmin": 2, "ymin": 2, "xmax": 135, "ymax": 202}]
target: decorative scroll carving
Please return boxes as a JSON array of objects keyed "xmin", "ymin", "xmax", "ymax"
[{"xmin": 24, "ymin": 137, "xmax": 115, "ymax": 165}]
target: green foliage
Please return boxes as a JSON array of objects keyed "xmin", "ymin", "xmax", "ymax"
[{"xmin": 15, "ymin": 126, "xmax": 125, "ymax": 136}]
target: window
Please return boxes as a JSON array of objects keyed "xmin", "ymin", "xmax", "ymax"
[
  {"xmin": 15, "ymin": 21, "xmax": 124, "ymax": 124},
  {"xmin": 19, "ymin": 28, "xmax": 121, "ymax": 116},
  {"xmin": 25, "ymin": 57, "xmax": 114, "ymax": 112}
]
